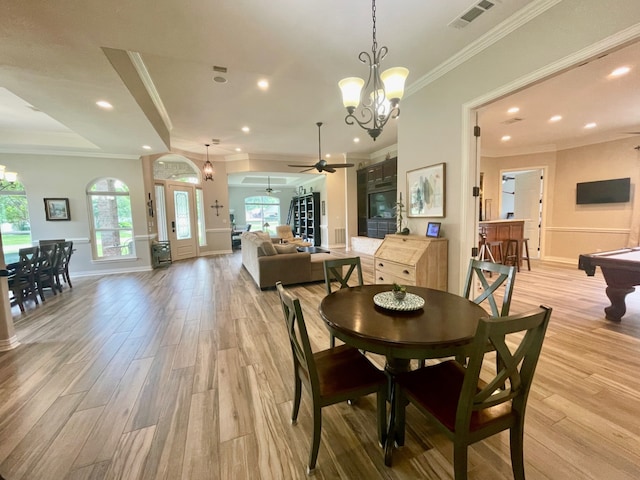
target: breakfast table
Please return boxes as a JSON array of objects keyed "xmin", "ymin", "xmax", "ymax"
[{"xmin": 319, "ymin": 284, "xmax": 487, "ymax": 462}]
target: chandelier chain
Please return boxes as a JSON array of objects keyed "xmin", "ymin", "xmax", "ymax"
[{"xmin": 371, "ymin": 0, "xmax": 377, "ymax": 53}]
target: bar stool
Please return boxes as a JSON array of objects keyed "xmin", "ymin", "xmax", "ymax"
[
  {"xmin": 488, "ymin": 241, "xmax": 504, "ymax": 264},
  {"xmin": 521, "ymin": 237, "xmax": 531, "ymax": 271},
  {"xmin": 505, "ymin": 238, "xmax": 531, "ymax": 272},
  {"xmin": 505, "ymin": 239, "xmax": 520, "ymax": 272}
]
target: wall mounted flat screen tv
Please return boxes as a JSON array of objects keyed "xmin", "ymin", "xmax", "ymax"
[{"xmin": 576, "ymin": 177, "xmax": 630, "ymax": 204}]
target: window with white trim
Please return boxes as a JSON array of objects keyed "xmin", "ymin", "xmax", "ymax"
[{"xmin": 87, "ymin": 178, "xmax": 134, "ymax": 259}]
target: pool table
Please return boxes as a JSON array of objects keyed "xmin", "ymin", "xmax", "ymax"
[{"xmin": 578, "ymin": 248, "xmax": 640, "ymax": 321}]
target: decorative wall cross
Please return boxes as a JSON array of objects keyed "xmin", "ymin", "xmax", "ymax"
[{"xmin": 211, "ymin": 200, "xmax": 224, "ymax": 216}]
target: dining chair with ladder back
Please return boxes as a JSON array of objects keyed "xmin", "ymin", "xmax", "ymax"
[
  {"xmin": 35, "ymin": 242, "xmax": 60, "ymax": 299},
  {"xmin": 323, "ymin": 257, "xmax": 364, "ymax": 348},
  {"xmin": 276, "ymin": 281, "xmax": 387, "ymax": 474},
  {"xmin": 389, "ymin": 306, "xmax": 552, "ymax": 479},
  {"xmin": 8, "ymin": 246, "xmax": 40, "ymax": 313}
]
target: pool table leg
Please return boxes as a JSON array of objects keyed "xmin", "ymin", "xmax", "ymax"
[{"xmin": 604, "ymin": 285, "xmax": 634, "ymax": 322}]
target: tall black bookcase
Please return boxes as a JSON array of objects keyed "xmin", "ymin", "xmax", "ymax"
[{"xmin": 291, "ymin": 192, "xmax": 321, "ymax": 246}]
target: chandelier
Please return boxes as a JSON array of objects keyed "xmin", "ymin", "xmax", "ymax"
[
  {"xmin": 338, "ymin": 0, "xmax": 409, "ymax": 141},
  {"xmin": 203, "ymin": 144, "xmax": 214, "ymax": 181},
  {"xmin": 0, "ymin": 165, "xmax": 18, "ymax": 190}
]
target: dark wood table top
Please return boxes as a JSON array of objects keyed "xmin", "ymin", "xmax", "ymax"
[{"xmin": 319, "ymin": 284, "xmax": 488, "ymax": 360}]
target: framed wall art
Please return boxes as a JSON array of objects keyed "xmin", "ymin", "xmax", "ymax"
[
  {"xmin": 406, "ymin": 163, "xmax": 446, "ymax": 218},
  {"xmin": 44, "ymin": 198, "xmax": 71, "ymax": 221}
]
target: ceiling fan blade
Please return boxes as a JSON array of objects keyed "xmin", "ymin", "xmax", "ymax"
[
  {"xmin": 623, "ymin": 131, "xmax": 640, "ymax": 135},
  {"xmin": 325, "ymin": 163, "xmax": 355, "ymax": 168},
  {"xmin": 324, "ymin": 167, "xmax": 336, "ymax": 173},
  {"xmin": 288, "ymin": 164, "xmax": 314, "ymax": 168},
  {"xmin": 300, "ymin": 167, "xmax": 315, "ymax": 173}
]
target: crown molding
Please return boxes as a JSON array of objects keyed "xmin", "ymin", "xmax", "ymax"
[
  {"xmin": 0, "ymin": 147, "xmax": 139, "ymax": 159},
  {"xmin": 407, "ymin": 0, "xmax": 563, "ymax": 97},
  {"xmin": 127, "ymin": 51, "xmax": 173, "ymax": 133}
]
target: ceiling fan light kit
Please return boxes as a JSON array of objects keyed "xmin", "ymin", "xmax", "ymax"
[
  {"xmin": 288, "ymin": 122, "xmax": 355, "ymax": 173},
  {"xmin": 338, "ymin": 0, "xmax": 409, "ymax": 141}
]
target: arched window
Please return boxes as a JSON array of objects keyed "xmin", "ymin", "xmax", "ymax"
[
  {"xmin": 87, "ymin": 178, "xmax": 134, "ymax": 259},
  {"xmin": 245, "ymin": 196, "xmax": 280, "ymax": 235}
]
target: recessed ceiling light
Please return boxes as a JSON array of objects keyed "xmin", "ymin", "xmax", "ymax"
[
  {"xmin": 549, "ymin": 115, "xmax": 562, "ymax": 122},
  {"xmin": 501, "ymin": 135, "xmax": 511, "ymax": 141},
  {"xmin": 235, "ymin": 147, "xmax": 242, "ymax": 152},
  {"xmin": 584, "ymin": 122, "xmax": 597, "ymax": 129},
  {"xmin": 257, "ymin": 79, "xmax": 269, "ymax": 90},
  {"xmin": 507, "ymin": 107, "xmax": 520, "ymax": 114},
  {"xmin": 142, "ymin": 145, "xmax": 152, "ymax": 150},
  {"xmin": 353, "ymin": 137, "xmax": 360, "ymax": 143},
  {"xmin": 213, "ymin": 76, "xmax": 227, "ymax": 83},
  {"xmin": 96, "ymin": 100, "xmax": 113, "ymax": 110},
  {"xmin": 325, "ymin": 154, "xmax": 331, "ymax": 158},
  {"xmin": 241, "ymin": 126, "xmax": 250, "ymax": 133},
  {"xmin": 609, "ymin": 66, "xmax": 631, "ymax": 77}
]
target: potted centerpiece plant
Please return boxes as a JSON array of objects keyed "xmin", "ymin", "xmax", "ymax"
[{"xmin": 393, "ymin": 282, "xmax": 407, "ymax": 300}]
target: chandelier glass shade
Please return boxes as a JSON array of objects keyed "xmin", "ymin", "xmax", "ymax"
[
  {"xmin": 0, "ymin": 165, "xmax": 18, "ymax": 189},
  {"xmin": 203, "ymin": 144, "xmax": 214, "ymax": 181},
  {"xmin": 338, "ymin": 0, "xmax": 408, "ymax": 141}
]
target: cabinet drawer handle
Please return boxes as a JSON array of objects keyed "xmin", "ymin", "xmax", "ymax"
[
  {"xmin": 378, "ymin": 263, "xmax": 384, "ymax": 267},
  {"xmin": 403, "ymin": 270, "xmax": 410, "ymax": 275},
  {"xmin": 378, "ymin": 277, "xmax": 384, "ymax": 281}
]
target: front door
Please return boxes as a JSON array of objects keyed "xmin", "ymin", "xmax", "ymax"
[{"xmin": 166, "ymin": 182, "xmax": 198, "ymax": 261}]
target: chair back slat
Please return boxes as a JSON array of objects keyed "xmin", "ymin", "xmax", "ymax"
[
  {"xmin": 276, "ymin": 282, "xmax": 319, "ymax": 390},
  {"xmin": 455, "ymin": 306, "xmax": 552, "ymax": 430},
  {"xmin": 323, "ymin": 257, "xmax": 364, "ymax": 295},
  {"xmin": 463, "ymin": 259, "xmax": 516, "ymax": 317}
]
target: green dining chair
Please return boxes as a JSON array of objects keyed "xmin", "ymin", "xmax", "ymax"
[
  {"xmin": 323, "ymin": 257, "xmax": 364, "ymax": 348},
  {"xmin": 464, "ymin": 258, "xmax": 517, "ymax": 318},
  {"xmin": 388, "ymin": 305, "xmax": 552, "ymax": 480},
  {"xmin": 276, "ymin": 281, "xmax": 387, "ymax": 474}
]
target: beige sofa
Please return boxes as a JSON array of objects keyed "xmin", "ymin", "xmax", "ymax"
[{"xmin": 241, "ymin": 231, "xmax": 336, "ymax": 289}]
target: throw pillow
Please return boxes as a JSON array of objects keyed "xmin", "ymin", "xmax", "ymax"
[
  {"xmin": 274, "ymin": 243, "xmax": 298, "ymax": 254},
  {"xmin": 259, "ymin": 240, "xmax": 277, "ymax": 256}
]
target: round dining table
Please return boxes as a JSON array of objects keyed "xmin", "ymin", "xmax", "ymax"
[
  {"xmin": 319, "ymin": 284, "xmax": 489, "ymax": 461},
  {"xmin": 319, "ymin": 284, "xmax": 488, "ymax": 373}
]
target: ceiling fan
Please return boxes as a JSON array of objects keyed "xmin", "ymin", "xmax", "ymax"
[
  {"xmin": 257, "ymin": 176, "xmax": 281, "ymax": 196},
  {"xmin": 288, "ymin": 122, "xmax": 355, "ymax": 173}
]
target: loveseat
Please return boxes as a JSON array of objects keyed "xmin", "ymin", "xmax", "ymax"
[{"xmin": 241, "ymin": 231, "xmax": 336, "ymax": 289}]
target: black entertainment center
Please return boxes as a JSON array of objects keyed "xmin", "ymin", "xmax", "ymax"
[{"xmin": 357, "ymin": 156, "xmax": 397, "ymax": 239}]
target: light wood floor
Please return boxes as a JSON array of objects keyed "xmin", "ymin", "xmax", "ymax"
[{"xmin": 1, "ymin": 251, "xmax": 640, "ymax": 479}]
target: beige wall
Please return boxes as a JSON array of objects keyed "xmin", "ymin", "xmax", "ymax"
[
  {"xmin": 0, "ymin": 152, "xmax": 151, "ymax": 275},
  {"xmin": 482, "ymin": 136, "xmax": 638, "ymax": 263},
  {"xmin": 400, "ymin": 0, "xmax": 640, "ymax": 292}
]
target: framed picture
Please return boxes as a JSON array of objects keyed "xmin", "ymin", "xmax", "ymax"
[
  {"xmin": 44, "ymin": 198, "xmax": 71, "ymax": 221},
  {"xmin": 426, "ymin": 222, "xmax": 441, "ymax": 238},
  {"xmin": 407, "ymin": 162, "xmax": 446, "ymax": 217}
]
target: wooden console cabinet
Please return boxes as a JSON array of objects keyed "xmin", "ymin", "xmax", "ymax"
[{"xmin": 373, "ymin": 235, "xmax": 448, "ymax": 290}]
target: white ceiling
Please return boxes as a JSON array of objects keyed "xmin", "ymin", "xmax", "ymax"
[{"xmin": 1, "ymin": 0, "xmax": 638, "ymax": 168}]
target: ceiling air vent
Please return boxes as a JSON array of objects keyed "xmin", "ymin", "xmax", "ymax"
[
  {"xmin": 211, "ymin": 138, "xmax": 220, "ymax": 145},
  {"xmin": 501, "ymin": 117, "xmax": 523, "ymax": 125},
  {"xmin": 448, "ymin": 0, "xmax": 499, "ymax": 29}
]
